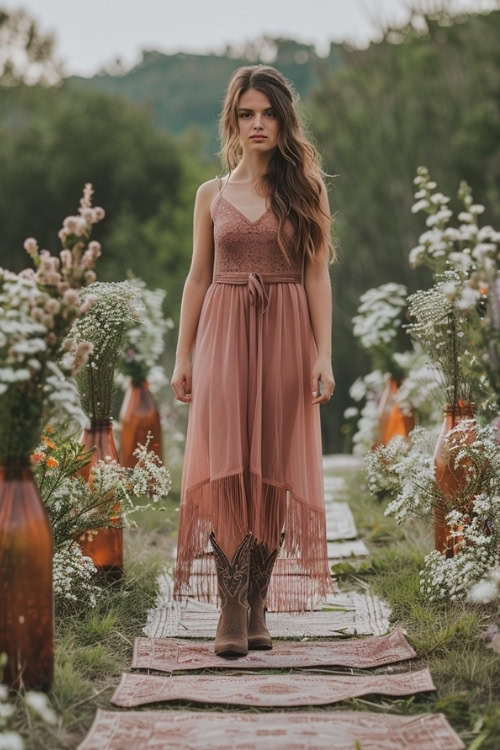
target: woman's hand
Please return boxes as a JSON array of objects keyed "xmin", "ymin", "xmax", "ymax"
[
  {"xmin": 171, "ymin": 357, "xmax": 193, "ymax": 403},
  {"xmin": 311, "ymin": 355, "xmax": 335, "ymax": 405}
]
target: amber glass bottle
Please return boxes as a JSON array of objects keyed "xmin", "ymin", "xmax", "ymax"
[
  {"xmin": 78, "ymin": 419, "xmax": 123, "ymax": 580},
  {"xmin": 433, "ymin": 402, "xmax": 477, "ymax": 556},
  {"xmin": 0, "ymin": 464, "xmax": 54, "ymax": 690},
  {"xmin": 119, "ymin": 379, "xmax": 163, "ymax": 468}
]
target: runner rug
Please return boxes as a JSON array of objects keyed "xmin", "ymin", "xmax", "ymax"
[
  {"xmin": 111, "ymin": 669, "xmax": 435, "ymax": 708},
  {"xmin": 132, "ymin": 629, "xmax": 415, "ymax": 672},
  {"xmin": 78, "ymin": 709, "xmax": 465, "ymax": 750},
  {"xmin": 144, "ymin": 576, "xmax": 390, "ymax": 638}
]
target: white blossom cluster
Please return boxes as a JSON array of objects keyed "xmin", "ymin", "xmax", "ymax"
[
  {"xmin": 410, "ymin": 166, "xmax": 500, "ymax": 307},
  {"xmin": 420, "ymin": 493, "xmax": 500, "ymax": 602},
  {"xmin": 0, "ymin": 683, "xmax": 57, "ymax": 750},
  {"xmin": 404, "ymin": 270, "xmax": 476, "ymax": 406},
  {"xmin": 364, "ymin": 427, "xmax": 440, "ymax": 520},
  {"xmin": 344, "ymin": 370, "xmax": 387, "ymax": 456},
  {"xmin": 70, "ymin": 281, "xmax": 142, "ymax": 419},
  {"xmin": 53, "ymin": 543, "xmax": 102, "ymax": 610},
  {"xmin": 89, "ymin": 435, "xmax": 173, "ymax": 514},
  {"xmin": 117, "ymin": 278, "xmax": 174, "ymax": 394},
  {"xmin": 352, "ymin": 283, "xmax": 408, "ymax": 351}
]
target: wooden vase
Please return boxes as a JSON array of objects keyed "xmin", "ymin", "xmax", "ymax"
[
  {"xmin": 432, "ymin": 402, "xmax": 477, "ymax": 556},
  {"xmin": 0, "ymin": 464, "xmax": 54, "ymax": 690},
  {"xmin": 119, "ymin": 379, "xmax": 163, "ymax": 468},
  {"xmin": 374, "ymin": 375, "xmax": 415, "ymax": 447},
  {"xmin": 78, "ymin": 419, "xmax": 123, "ymax": 580}
]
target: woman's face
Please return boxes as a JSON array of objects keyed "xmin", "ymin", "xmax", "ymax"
[{"xmin": 236, "ymin": 88, "xmax": 279, "ymax": 155}]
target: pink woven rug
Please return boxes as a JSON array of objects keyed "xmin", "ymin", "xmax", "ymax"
[
  {"xmin": 111, "ymin": 669, "xmax": 435, "ymax": 708},
  {"xmin": 78, "ymin": 709, "xmax": 465, "ymax": 749},
  {"xmin": 132, "ymin": 629, "xmax": 415, "ymax": 672}
]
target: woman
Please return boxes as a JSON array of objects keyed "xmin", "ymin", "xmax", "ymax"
[{"xmin": 171, "ymin": 64, "xmax": 337, "ymax": 658}]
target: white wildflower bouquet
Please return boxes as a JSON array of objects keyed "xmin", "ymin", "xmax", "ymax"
[
  {"xmin": 421, "ymin": 491, "xmax": 500, "ymax": 602},
  {"xmin": 116, "ymin": 277, "xmax": 173, "ymax": 394},
  {"xmin": 403, "ymin": 269, "xmax": 478, "ymax": 407},
  {"xmin": 32, "ymin": 430, "xmax": 171, "ymax": 610},
  {"xmin": 411, "ymin": 166, "xmax": 500, "ymax": 410},
  {"xmin": 70, "ymin": 281, "xmax": 141, "ymax": 419},
  {"xmin": 0, "ymin": 184, "xmax": 104, "ymax": 462},
  {"xmin": 366, "ymin": 419, "xmax": 500, "ymax": 601}
]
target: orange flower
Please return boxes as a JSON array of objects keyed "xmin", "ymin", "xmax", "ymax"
[
  {"xmin": 30, "ymin": 451, "xmax": 44, "ymax": 465},
  {"xmin": 43, "ymin": 424, "xmax": 55, "ymax": 434},
  {"xmin": 46, "ymin": 457, "xmax": 59, "ymax": 469},
  {"xmin": 42, "ymin": 436, "xmax": 56, "ymax": 450}
]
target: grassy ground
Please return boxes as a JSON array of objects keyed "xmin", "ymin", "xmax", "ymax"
[{"xmin": 9, "ymin": 459, "xmax": 500, "ymax": 749}]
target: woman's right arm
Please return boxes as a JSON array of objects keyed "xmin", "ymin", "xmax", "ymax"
[{"xmin": 170, "ymin": 180, "xmax": 216, "ymax": 403}]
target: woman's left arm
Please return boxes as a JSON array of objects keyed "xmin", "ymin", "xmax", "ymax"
[{"xmin": 304, "ymin": 180, "xmax": 336, "ymax": 405}]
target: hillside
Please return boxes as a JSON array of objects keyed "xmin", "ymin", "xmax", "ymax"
[{"xmin": 65, "ymin": 36, "xmax": 344, "ymax": 153}]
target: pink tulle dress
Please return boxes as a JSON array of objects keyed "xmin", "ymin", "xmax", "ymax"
[{"xmin": 174, "ymin": 175, "xmax": 334, "ymax": 611}]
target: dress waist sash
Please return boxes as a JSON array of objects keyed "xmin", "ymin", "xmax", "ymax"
[{"xmin": 213, "ymin": 270, "xmax": 303, "ymax": 314}]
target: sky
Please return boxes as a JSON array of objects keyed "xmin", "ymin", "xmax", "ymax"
[{"xmin": 3, "ymin": 0, "xmax": 498, "ymax": 77}]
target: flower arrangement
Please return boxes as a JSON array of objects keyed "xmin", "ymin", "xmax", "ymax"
[
  {"xmin": 0, "ymin": 183, "xmax": 103, "ymax": 463},
  {"xmin": 116, "ymin": 277, "xmax": 173, "ymax": 394},
  {"xmin": 69, "ymin": 281, "xmax": 141, "ymax": 420},
  {"xmin": 403, "ymin": 269, "xmax": 478, "ymax": 408},
  {"xmin": 32, "ymin": 429, "xmax": 172, "ymax": 610},
  {"xmin": 410, "ymin": 166, "xmax": 500, "ymax": 411},
  {"xmin": 352, "ymin": 282, "xmax": 409, "ymax": 375},
  {"xmin": 365, "ymin": 419, "xmax": 500, "ymax": 600}
]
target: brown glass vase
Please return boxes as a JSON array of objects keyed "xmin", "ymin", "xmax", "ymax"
[
  {"xmin": 373, "ymin": 376, "xmax": 415, "ymax": 448},
  {"xmin": 0, "ymin": 464, "xmax": 54, "ymax": 690},
  {"xmin": 432, "ymin": 402, "xmax": 477, "ymax": 556},
  {"xmin": 78, "ymin": 419, "xmax": 123, "ymax": 580},
  {"xmin": 119, "ymin": 379, "xmax": 163, "ymax": 467}
]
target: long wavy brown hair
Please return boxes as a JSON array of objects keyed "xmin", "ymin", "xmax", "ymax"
[{"xmin": 217, "ymin": 64, "xmax": 338, "ymax": 267}]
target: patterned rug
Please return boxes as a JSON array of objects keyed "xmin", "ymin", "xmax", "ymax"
[
  {"xmin": 111, "ymin": 669, "xmax": 435, "ymax": 708},
  {"xmin": 77, "ymin": 709, "xmax": 465, "ymax": 750},
  {"xmin": 132, "ymin": 629, "xmax": 415, "ymax": 672}
]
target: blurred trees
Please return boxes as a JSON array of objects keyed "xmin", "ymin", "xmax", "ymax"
[
  {"xmin": 309, "ymin": 6, "xmax": 500, "ymax": 451},
  {"xmin": 0, "ymin": 7, "xmax": 63, "ymax": 86}
]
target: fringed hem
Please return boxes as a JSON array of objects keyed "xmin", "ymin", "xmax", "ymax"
[{"xmin": 173, "ymin": 468, "xmax": 335, "ymax": 612}]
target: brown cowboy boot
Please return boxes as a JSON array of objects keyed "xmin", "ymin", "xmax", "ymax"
[
  {"xmin": 247, "ymin": 535, "xmax": 283, "ymax": 650},
  {"xmin": 209, "ymin": 531, "xmax": 253, "ymax": 657}
]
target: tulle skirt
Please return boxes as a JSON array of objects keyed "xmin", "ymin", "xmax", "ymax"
[{"xmin": 173, "ymin": 271, "xmax": 334, "ymax": 611}]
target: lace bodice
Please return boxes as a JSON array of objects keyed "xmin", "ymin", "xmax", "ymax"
[{"xmin": 211, "ymin": 178, "xmax": 303, "ymax": 276}]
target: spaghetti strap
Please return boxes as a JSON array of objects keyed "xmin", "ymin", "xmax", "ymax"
[{"xmin": 210, "ymin": 175, "xmax": 227, "ymax": 222}]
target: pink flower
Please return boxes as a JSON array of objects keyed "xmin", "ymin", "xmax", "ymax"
[
  {"xmin": 63, "ymin": 216, "xmax": 79, "ymax": 233},
  {"xmin": 58, "ymin": 228, "xmax": 67, "ymax": 242},
  {"xmin": 88, "ymin": 241, "xmax": 101, "ymax": 258},
  {"xmin": 19, "ymin": 268, "xmax": 36, "ymax": 281},
  {"xmin": 60, "ymin": 249, "xmax": 72, "ymax": 268},
  {"xmin": 45, "ymin": 298, "xmax": 61, "ymax": 315},
  {"xmin": 94, "ymin": 207, "xmax": 105, "ymax": 221},
  {"xmin": 63, "ymin": 289, "xmax": 80, "ymax": 306},
  {"xmin": 79, "ymin": 294, "xmax": 98, "ymax": 314},
  {"xmin": 24, "ymin": 237, "xmax": 39, "ymax": 256},
  {"xmin": 84, "ymin": 270, "xmax": 96, "ymax": 284},
  {"xmin": 81, "ymin": 208, "xmax": 94, "ymax": 223}
]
